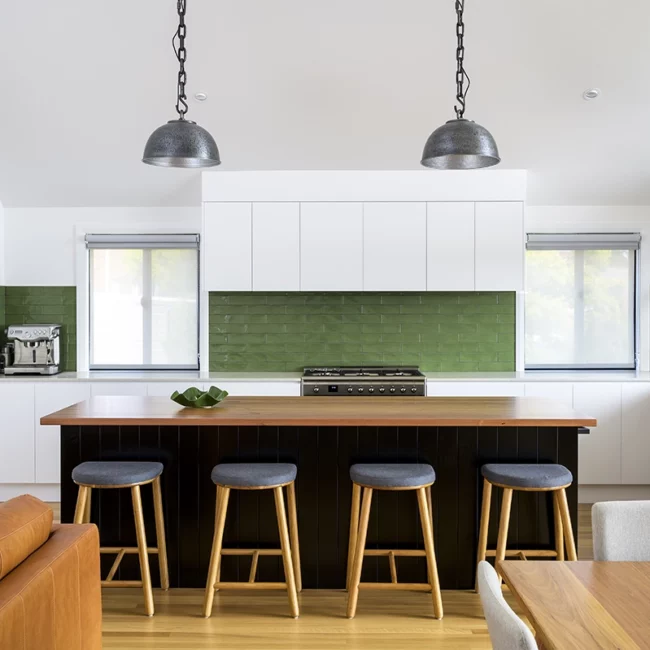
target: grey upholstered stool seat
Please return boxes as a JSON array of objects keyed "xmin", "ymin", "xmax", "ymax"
[
  {"xmin": 481, "ymin": 463, "xmax": 572, "ymax": 489},
  {"xmin": 72, "ymin": 461, "xmax": 164, "ymax": 486},
  {"xmin": 350, "ymin": 463, "xmax": 435, "ymax": 488},
  {"xmin": 211, "ymin": 463, "xmax": 298, "ymax": 488}
]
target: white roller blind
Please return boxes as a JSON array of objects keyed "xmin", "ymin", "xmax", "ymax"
[
  {"xmin": 86, "ymin": 234, "xmax": 199, "ymax": 249},
  {"xmin": 527, "ymin": 233, "xmax": 640, "ymax": 251}
]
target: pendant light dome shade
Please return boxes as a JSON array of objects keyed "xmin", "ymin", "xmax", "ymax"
[
  {"xmin": 143, "ymin": 119, "xmax": 221, "ymax": 168},
  {"xmin": 421, "ymin": 119, "xmax": 500, "ymax": 170}
]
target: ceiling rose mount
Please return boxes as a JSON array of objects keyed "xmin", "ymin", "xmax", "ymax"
[
  {"xmin": 421, "ymin": 0, "xmax": 500, "ymax": 170},
  {"xmin": 142, "ymin": 0, "xmax": 221, "ymax": 168}
]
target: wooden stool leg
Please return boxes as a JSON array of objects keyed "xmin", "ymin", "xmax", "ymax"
[
  {"xmin": 84, "ymin": 487, "xmax": 92, "ymax": 523},
  {"xmin": 346, "ymin": 483, "xmax": 361, "ymax": 591},
  {"xmin": 553, "ymin": 490, "xmax": 565, "ymax": 561},
  {"xmin": 417, "ymin": 488, "xmax": 443, "ymax": 619},
  {"xmin": 475, "ymin": 478, "xmax": 492, "ymax": 591},
  {"xmin": 152, "ymin": 477, "xmax": 170, "ymax": 590},
  {"xmin": 73, "ymin": 486, "xmax": 89, "ymax": 524},
  {"xmin": 274, "ymin": 486, "xmax": 300, "ymax": 618},
  {"xmin": 346, "ymin": 487, "xmax": 373, "ymax": 619},
  {"xmin": 131, "ymin": 485, "xmax": 154, "ymax": 617},
  {"xmin": 286, "ymin": 481, "xmax": 302, "ymax": 593},
  {"xmin": 203, "ymin": 486, "xmax": 230, "ymax": 618},
  {"xmin": 556, "ymin": 488, "xmax": 577, "ymax": 561},
  {"xmin": 495, "ymin": 488, "xmax": 513, "ymax": 582}
]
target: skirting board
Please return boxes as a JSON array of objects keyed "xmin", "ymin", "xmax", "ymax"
[
  {"xmin": 0, "ymin": 484, "xmax": 60, "ymax": 501},
  {"xmin": 580, "ymin": 485, "xmax": 650, "ymax": 503}
]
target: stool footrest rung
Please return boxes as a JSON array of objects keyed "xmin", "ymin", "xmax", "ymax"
[
  {"xmin": 220, "ymin": 548, "xmax": 282, "ymax": 556},
  {"xmin": 213, "ymin": 582, "xmax": 288, "ymax": 591},
  {"xmin": 358, "ymin": 582, "xmax": 433, "ymax": 592},
  {"xmin": 101, "ymin": 580, "xmax": 143, "ymax": 588},
  {"xmin": 364, "ymin": 549, "xmax": 427, "ymax": 557},
  {"xmin": 485, "ymin": 549, "xmax": 557, "ymax": 558},
  {"xmin": 100, "ymin": 547, "xmax": 159, "ymax": 554}
]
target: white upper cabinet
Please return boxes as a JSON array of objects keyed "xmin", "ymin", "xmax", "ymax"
[
  {"xmin": 474, "ymin": 202, "xmax": 524, "ymax": 291},
  {"xmin": 427, "ymin": 202, "xmax": 475, "ymax": 291},
  {"xmin": 300, "ymin": 203, "xmax": 363, "ymax": 291},
  {"xmin": 363, "ymin": 202, "xmax": 426, "ymax": 291},
  {"xmin": 252, "ymin": 203, "xmax": 300, "ymax": 291},
  {"xmin": 203, "ymin": 202, "xmax": 252, "ymax": 291}
]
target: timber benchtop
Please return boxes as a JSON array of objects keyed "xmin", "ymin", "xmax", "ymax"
[{"xmin": 41, "ymin": 396, "xmax": 597, "ymax": 428}]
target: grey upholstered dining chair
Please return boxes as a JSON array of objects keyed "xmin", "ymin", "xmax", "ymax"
[
  {"xmin": 592, "ymin": 501, "xmax": 650, "ymax": 561},
  {"xmin": 477, "ymin": 561, "xmax": 538, "ymax": 650}
]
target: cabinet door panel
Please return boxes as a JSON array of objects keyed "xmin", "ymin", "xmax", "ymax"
[
  {"xmin": 300, "ymin": 203, "xmax": 363, "ymax": 291},
  {"xmin": 426, "ymin": 382, "xmax": 525, "ymax": 397},
  {"xmin": 475, "ymin": 202, "xmax": 524, "ymax": 291},
  {"xmin": 363, "ymin": 202, "xmax": 426, "ymax": 291},
  {"xmin": 35, "ymin": 383, "xmax": 91, "ymax": 484},
  {"xmin": 427, "ymin": 202, "xmax": 474, "ymax": 290},
  {"xmin": 0, "ymin": 383, "xmax": 35, "ymax": 483},
  {"xmin": 90, "ymin": 382, "xmax": 148, "ymax": 396},
  {"xmin": 622, "ymin": 383, "xmax": 650, "ymax": 484},
  {"xmin": 147, "ymin": 382, "xmax": 206, "ymax": 397},
  {"xmin": 253, "ymin": 203, "xmax": 300, "ymax": 290},
  {"xmin": 523, "ymin": 382, "xmax": 573, "ymax": 407},
  {"xmin": 573, "ymin": 383, "xmax": 621, "ymax": 485},
  {"xmin": 216, "ymin": 382, "xmax": 300, "ymax": 397},
  {"xmin": 203, "ymin": 202, "xmax": 252, "ymax": 291}
]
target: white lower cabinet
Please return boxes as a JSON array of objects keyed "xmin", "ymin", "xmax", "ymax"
[
  {"xmin": 147, "ymin": 382, "xmax": 205, "ymax": 397},
  {"xmin": 91, "ymin": 382, "xmax": 148, "ymax": 396},
  {"xmin": 523, "ymin": 382, "xmax": 574, "ymax": 407},
  {"xmin": 621, "ymin": 383, "xmax": 650, "ymax": 485},
  {"xmin": 216, "ymin": 382, "xmax": 300, "ymax": 397},
  {"xmin": 35, "ymin": 383, "xmax": 91, "ymax": 484},
  {"xmin": 0, "ymin": 383, "xmax": 35, "ymax": 483},
  {"xmin": 427, "ymin": 382, "xmax": 525, "ymax": 397},
  {"xmin": 573, "ymin": 383, "xmax": 622, "ymax": 485}
]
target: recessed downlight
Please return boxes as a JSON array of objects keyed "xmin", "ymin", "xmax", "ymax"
[
  {"xmin": 194, "ymin": 92, "xmax": 208, "ymax": 102},
  {"xmin": 582, "ymin": 88, "xmax": 601, "ymax": 100}
]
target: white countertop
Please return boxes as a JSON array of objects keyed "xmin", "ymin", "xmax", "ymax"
[{"xmin": 1, "ymin": 370, "xmax": 649, "ymax": 382}]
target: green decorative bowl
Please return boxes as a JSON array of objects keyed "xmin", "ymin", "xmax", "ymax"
[{"xmin": 170, "ymin": 385, "xmax": 229, "ymax": 409}]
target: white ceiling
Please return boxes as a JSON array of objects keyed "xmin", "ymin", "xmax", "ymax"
[{"xmin": 1, "ymin": 0, "xmax": 648, "ymax": 208}]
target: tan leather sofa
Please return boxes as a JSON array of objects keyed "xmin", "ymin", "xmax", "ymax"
[{"xmin": 0, "ymin": 495, "xmax": 102, "ymax": 650}]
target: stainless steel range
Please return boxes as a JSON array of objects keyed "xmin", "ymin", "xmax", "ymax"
[{"xmin": 301, "ymin": 366, "xmax": 426, "ymax": 396}]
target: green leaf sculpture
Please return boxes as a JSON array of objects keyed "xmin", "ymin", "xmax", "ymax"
[{"xmin": 170, "ymin": 385, "xmax": 229, "ymax": 409}]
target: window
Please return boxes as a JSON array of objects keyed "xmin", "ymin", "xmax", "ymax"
[
  {"xmin": 525, "ymin": 233, "xmax": 639, "ymax": 370},
  {"xmin": 87, "ymin": 234, "xmax": 199, "ymax": 370}
]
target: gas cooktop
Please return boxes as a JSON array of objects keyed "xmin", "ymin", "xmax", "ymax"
[{"xmin": 301, "ymin": 366, "xmax": 426, "ymax": 396}]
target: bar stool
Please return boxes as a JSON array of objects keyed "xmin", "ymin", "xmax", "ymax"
[
  {"xmin": 203, "ymin": 463, "xmax": 301, "ymax": 619},
  {"xmin": 346, "ymin": 463, "xmax": 443, "ymax": 620},
  {"xmin": 72, "ymin": 461, "xmax": 169, "ymax": 617},
  {"xmin": 476, "ymin": 463, "xmax": 576, "ymax": 586}
]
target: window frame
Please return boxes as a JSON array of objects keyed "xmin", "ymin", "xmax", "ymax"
[
  {"xmin": 87, "ymin": 234, "xmax": 201, "ymax": 372},
  {"xmin": 524, "ymin": 233, "xmax": 640, "ymax": 371}
]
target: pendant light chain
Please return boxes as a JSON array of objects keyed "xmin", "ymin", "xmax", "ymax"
[
  {"xmin": 454, "ymin": 0, "xmax": 471, "ymax": 119},
  {"xmin": 173, "ymin": 0, "xmax": 188, "ymax": 119}
]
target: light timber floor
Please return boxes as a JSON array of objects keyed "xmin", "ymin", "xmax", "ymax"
[{"xmin": 49, "ymin": 503, "xmax": 594, "ymax": 650}]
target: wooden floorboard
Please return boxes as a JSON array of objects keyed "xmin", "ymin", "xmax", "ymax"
[{"xmin": 46, "ymin": 501, "xmax": 595, "ymax": 649}]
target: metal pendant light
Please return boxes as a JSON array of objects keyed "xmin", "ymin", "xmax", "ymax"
[
  {"xmin": 421, "ymin": 0, "xmax": 499, "ymax": 170},
  {"xmin": 143, "ymin": 0, "xmax": 221, "ymax": 168}
]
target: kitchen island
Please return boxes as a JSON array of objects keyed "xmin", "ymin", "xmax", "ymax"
[{"xmin": 42, "ymin": 396, "xmax": 596, "ymax": 590}]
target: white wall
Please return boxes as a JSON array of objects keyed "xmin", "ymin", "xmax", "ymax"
[
  {"xmin": 526, "ymin": 206, "xmax": 650, "ymax": 371},
  {"xmin": 3, "ymin": 207, "xmax": 201, "ymax": 286}
]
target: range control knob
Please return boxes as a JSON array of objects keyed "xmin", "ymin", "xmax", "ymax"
[
  {"xmin": 389, "ymin": 387, "xmax": 396, "ymax": 393},
  {"xmin": 313, "ymin": 387, "xmax": 320, "ymax": 393},
  {"xmin": 357, "ymin": 387, "xmax": 364, "ymax": 393},
  {"xmin": 347, "ymin": 387, "xmax": 353, "ymax": 393},
  {"xmin": 400, "ymin": 387, "xmax": 407, "ymax": 393},
  {"xmin": 411, "ymin": 387, "xmax": 418, "ymax": 393},
  {"xmin": 368, "ymin": 387, "xmax": 375, "ymax": 393},
  {"xmin": 379, "ymin": 387, "xmax": 386, "ymax": 393}
]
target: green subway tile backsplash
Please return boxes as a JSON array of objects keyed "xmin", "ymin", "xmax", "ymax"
[
  {"xmin": 3, "ymin": 286, "xmax": 77, "ymax": 371},
  {"xmin": 208, "ymin": 292, "xmax": 515, "ymax": 372}
]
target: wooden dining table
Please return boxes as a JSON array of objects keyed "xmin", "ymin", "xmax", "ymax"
[{"xmin": 500, "ymin": 560, "xmax": 650, "ymax": 649}]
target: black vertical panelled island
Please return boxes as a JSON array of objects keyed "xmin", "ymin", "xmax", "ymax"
[{"xmin": 41, "ymin": 396, "xmax": 596, "ymax": 590}]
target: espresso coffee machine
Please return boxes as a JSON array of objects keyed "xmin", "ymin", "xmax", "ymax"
[{"xmin": 2, "ymin": 324, "xmax": 62, "ymax": 375}]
